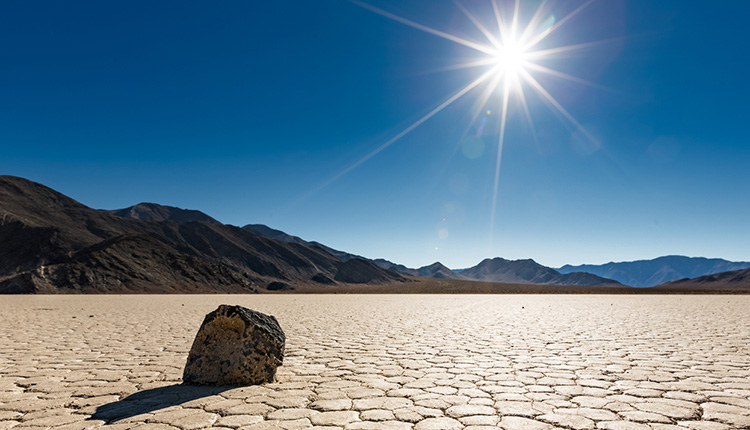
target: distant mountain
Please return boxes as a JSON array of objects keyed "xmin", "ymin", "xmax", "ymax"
[
  {"xmin": 558, "ymin": 256, "xmax": 750, "ymax": 288},
  {"xmin": 416, "ymin": 262, "xmax": 469, "ymax": 280},
  {"xmin": 109, "ymin": 203, "xmax": 219, "ymax": 224},
  {"xmin": 460, "ymin": 257, "xmax": 621, "ymax": 287},
  {"xmin": 247, "ymin": 224, "xmax": 630, "ymax": 286},
  {"xmin": 657, "ymin": 267, "xmax": 750, "ymax": 291},
  {"xmin": 0, "ymin": 176, "xmax": 404, "ymax": 293}
]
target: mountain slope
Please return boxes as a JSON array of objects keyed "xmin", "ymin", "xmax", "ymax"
[
  {"xmin": 242, "ymin": 224, "xmax": 309, "ymax": 246},
  {"xmin": 416, "ymin": 262, "xmax": 468, "ymax": 280},
  {"xmin": 109, "ymin": 203, "xmax": 219, "ymax": 224},
  {"xmin": 657, "ymin": 267, "xmax": 750, "ymax": 291},
  {"xmin": 0, "ymin": 176, "xmax": 403, "ymax": 293},
  {"xmin": 461, "ymin": 257, "xmax": 621, "ymax": 287},
  {"xmin": 0, "ymin": 233, "xmax": 257, "ymax": 294},
  {"xmin": 243, "ymin": 225, "xmax": 472, "ymax": 280},
  {"xmin": 558, "ymin": 256, "xmax": 750, "ymax": 288},
  {"xmin": 243, "ymin": 223, "xmax": 413, "ymax": 275}
]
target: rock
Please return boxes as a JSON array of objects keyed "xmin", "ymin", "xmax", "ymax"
[{"xmin": 183, "ymin": 305, "xmax": 285, "ymax": 385}]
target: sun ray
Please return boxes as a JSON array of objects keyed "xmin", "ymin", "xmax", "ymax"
[
  {"xmin": 450, "ymin": 71, "xmax": 502, "ymax": 161},
  {"xmin": 489, "ymin": 77, "xmax": 512, "ymax": 245},
  {"xmin": 491, "ymin": 0, "xmax": 509, "ymax": 45},
  {"xmin": 454, "ymin": 0, "xmax": 502, "ymax": 49},
  {"xmin": 518, "ymin": 0, "xmax": 550, "ymax": 46},
  {"xmin": 519, "ymin": 68, "xmax": 599, "ymax": 145},
  {"xmin": 474, "ymin": 73, "xmax": 503, "ymax": 123},
  {"xmin": 523, "ymin": 62, "xmax": 612, "ymax": 91},
  {"xmin": 314, "ymin": 0, "xmax": 603, "ymax": 242},
  {"xmin": 511, "ymin": 0, "xmax": 521, "ymax": 39},
  {"xmin": 431, "ymin": 58, "xmax": 499, "ymax": 73},
  {"xmin": 525, "ymin": 39, "xmax": 614, "ymax": 58},
  {"xmin": 515, "ymin": 80, "xmax": 540, "ymax": 150},
  {"xmin": 347, "ymin": 0, "xmax": 496, "ymax": 56},
  {"xmin": 304, "ymin": 67, "xmax": 498, "ymax": 198},
  {"xmin": 464, "ymin": 71, "xmax": 503, "ymax": 137},
  {"xmin": 523, "ymin": 0, "xmax": 598, "ymax": 50}
]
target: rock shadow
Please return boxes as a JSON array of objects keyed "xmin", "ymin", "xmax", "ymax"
[{"xmin": 90, "ymin": 384, "xmax": 232, "ymax": 423}]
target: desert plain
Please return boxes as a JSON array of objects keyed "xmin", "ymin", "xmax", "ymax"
[{"xmin": 1, "ymin": 294, "xmax": 749, "ymax": 430}]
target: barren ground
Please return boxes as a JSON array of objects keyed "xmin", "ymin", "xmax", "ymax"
[{"xmin": 1, "ymin": 295, "xmax": 749, "ymax": 429}]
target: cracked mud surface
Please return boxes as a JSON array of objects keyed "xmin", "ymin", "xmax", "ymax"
[{"xmin": 1, "ymin": 295, "xmax": 749, "ymax": 429}]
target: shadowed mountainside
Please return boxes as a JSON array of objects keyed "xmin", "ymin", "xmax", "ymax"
[
  {"xmin": 459, "ymin": 257, "xmax": 622, "ymax": 287},
  {"xmin": 558, "ymin": 255, "xmax": 750, "ymax": 287},
  {"xmin": 243, "ymin": 224, "xmax": 410, "ymax": 273},
  {"xmin": 656, "ymin": 267, "xmax": 750, "ymax": 291},
  {"xmin": 0, "ymin": 233, "xmax": 256, "ymax": 294},
  {"xmin": 0, "ymin": 176, "xmax": 403, "ymax": 293}
]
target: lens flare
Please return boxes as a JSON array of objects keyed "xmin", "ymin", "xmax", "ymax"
[{"xmin": 322, "ymin": 0, "xmax": 607, "ymax": 243}]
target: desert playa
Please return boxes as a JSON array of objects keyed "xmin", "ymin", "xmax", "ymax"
[{"xmin": 1, "ymin": 295, "xmax": 749, "ymax": 430}]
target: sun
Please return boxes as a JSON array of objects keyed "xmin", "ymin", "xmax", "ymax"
[
  {"xmin": 492, "ymin": 38, "xmax": 528, "ymax": 88},
  {"xmin": 314, "ymin": 0, "xmax": 603, "ymax": 239}
]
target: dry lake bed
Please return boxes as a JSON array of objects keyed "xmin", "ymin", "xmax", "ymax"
[{"xmin": 1, "ymin": 295, "xmax": 749, "ymax": 430}]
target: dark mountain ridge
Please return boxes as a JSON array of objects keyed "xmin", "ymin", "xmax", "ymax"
[
  {"xmin": 657, "ymin": 267, "xmax": 750, "ymax": 291},
  {"xmin": 243, "ymin": 223, "xmax": 407, "ymax": 271},
  {"xmin": 0, "ymin": 176, "xmax": 403, "ymax": 293},
  {"xmin": 559, "ymin": 255, "xmax": 750, "ymax": 288},
  {"xmin": 109, "ymin": 202, "xmax": 219, "ymax": 224}
]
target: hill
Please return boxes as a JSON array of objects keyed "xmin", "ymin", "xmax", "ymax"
[
  {"xmin": 460, "ymin": 257, "xmax": 621, "ymax": 287},
  {"xmin": 656, "ymin": 267, "xmax": 750, "ymax": 291},
  {"xmin": 558, "ymin": 255, "xmax": 750, "ymax": 287},
  {"xmin": 416, "ymin": 262, "xmax": 468, "ymax": 280},
  {"xmin": 0, "ymin": 176, "xmax": 403, "ymax": 293}
]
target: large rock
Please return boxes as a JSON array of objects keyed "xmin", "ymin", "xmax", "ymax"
[{"xmin": 183, "ymin": 305, "xmax": 285, "ymax": 385}]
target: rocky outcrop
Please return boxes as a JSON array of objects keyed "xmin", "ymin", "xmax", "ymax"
[{"xmin": 183, "ymin": 305, "xmax": 286, "ymax": 386}]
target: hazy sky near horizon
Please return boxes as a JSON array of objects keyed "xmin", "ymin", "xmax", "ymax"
[{"xmin": 2, "ymin": 1, "xmax": 749, "ymax": 269}]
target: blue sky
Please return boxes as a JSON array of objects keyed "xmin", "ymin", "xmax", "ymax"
[{"xmin": 2, "ymin": 0, "xmax": 749, "ymax": 269}]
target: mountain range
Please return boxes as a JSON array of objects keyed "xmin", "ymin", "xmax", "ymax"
[
  {"xmin": 1, "ymin": 175, "xmax": 747, "ymax": 293},
  {"xmin": 660, "ymin": 267, "xmax": 750, "ymax": 290},
  {"xmin": 0, "ymin": 176, "xmax": 403, "ymax": 293},
  {"xmin": 243, "ymin": 225, "xmax": 618, "ymax": 287},
  {"xmin": 558, "ymin": 256, "xmax": 750, "ymax": 288},
  {"xmin": 459, "ymin": 257, "xmax": 622, "ymax": 286}
]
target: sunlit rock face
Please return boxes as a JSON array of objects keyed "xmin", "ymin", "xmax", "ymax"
[{"xmin": 183, "ymin": 305, "xmax": 285, "ymax": 386}]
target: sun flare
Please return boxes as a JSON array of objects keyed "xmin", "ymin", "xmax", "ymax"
[
  {"xmin": 492, "ymin": 39, "xmax": 528, "ymax": 89},
  {"xmin": 325, "ymin": 0, "xmax": 603, "ymax": 241}
]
